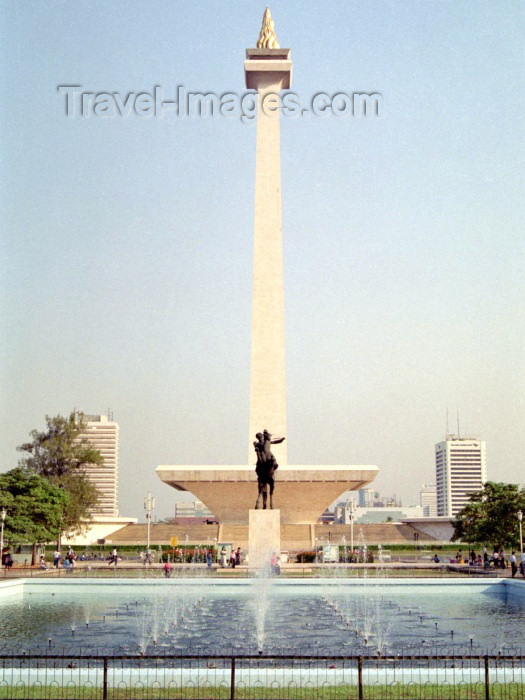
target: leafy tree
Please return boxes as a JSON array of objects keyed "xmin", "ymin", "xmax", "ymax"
[
  {"xmin": 56, "ymin": 471, "xmax": 100, "ymax": 536},
  {"xmin": 17, "ymin": 412, "xmax": 102, "ymax": 543},
  {"xmin": 452, "ymin": 481, "xmax": 525, "ymax": 548},
  {"xmin": 0, "ymin": 468, "xmax": 70, "ymax": 564},
  {"xmin": 18, "ymin": 412, "xmax": 102, "ymax": 477}
]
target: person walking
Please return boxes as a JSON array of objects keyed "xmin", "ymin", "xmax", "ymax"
[
  {"xmin": 53, "ymin": 550, "xmax": 61, "ymax": 568},
  {"xmin": 509, "ymin": 551, "xmax": 517, "ymax": 578},
  {"xmin": 219, "ymin": 547, "xmax": 227, "ymax": 568},
  {"xmin": 498, "ymin": 549, "xmax": 506, "ymax": 569},
  {"xmin": 144, "ymin": 548, "xmax": 153, "ymax": 565}
]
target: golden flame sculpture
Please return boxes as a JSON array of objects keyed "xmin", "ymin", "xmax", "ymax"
[{"xmin": 257, "ymin": 7, "xmax": 280, "ymax": 49}]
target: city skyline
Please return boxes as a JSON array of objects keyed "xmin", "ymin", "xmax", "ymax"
[{"xmin": 1, "ymin": 2, "xmax": 523, "ymax": 520}]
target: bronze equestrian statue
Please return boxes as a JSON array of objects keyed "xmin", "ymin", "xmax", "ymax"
[{"xmin": 254, "ymin": 429, "xmax": 285, "ymax": 509}]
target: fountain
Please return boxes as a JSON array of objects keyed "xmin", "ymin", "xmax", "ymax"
[{"xmin": 1, "ymin": 577, "xmax": 523, "ymax": 657}]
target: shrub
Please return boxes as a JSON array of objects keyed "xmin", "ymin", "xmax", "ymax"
[{"xmin": 296, "ymin": 551, "xmax": 317, "ymax": 563}]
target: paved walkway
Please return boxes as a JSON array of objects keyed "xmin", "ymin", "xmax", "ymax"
[{"xmin": 1, "ymin": 560, "xmax": 521, "ymax": 579}]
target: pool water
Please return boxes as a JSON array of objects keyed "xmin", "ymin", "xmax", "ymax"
[{"xmin": 0, "ymin": 578, "xmax": 523, "ymax": 656}]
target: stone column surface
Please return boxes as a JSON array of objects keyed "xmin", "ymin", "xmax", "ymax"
[
  {"xmin": 248, "ymin": 508, "xmax": 281, "ymax": 567},
  {"xmin": 245, "ymin": 48, "xmax": 292, "ymax": 467}
]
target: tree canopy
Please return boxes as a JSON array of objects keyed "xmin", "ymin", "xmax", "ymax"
[
  {"xmin": 17, "ymin": 412, "xmax": 102, "ymax": 538},
  {"xmin": 0, "ymin": 467, "xmax": 69, "ymax": 546},
  {"xmin": 18, "ymin": 412, "xmax": 102, "ymax": 478},
  {"xmin": 452, "ymin": 481, "xmax": 525, "ymax": 548}
]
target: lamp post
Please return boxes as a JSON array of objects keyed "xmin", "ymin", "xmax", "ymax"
[
  {"xmin": 518, "ymin": 510, "xmax": 523, "ymax": 556},
  {"xmin": 144, "ymin": 493, "xmax": 155, "ymax": 552},
  {"xmin": 0, "ymin": 508, "xmax": 6, "ymax": 566},
  {"xmin": 349, "ymin": 500, "xmax": 354, "ymax": 555}
]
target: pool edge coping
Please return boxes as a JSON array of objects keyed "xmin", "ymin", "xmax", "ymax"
[{"xmin": 1, "ymin": 576, "xmax": 522, "ymax": 589}]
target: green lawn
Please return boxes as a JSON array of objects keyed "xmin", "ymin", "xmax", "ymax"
[{"xmin": 0, "ymin": 683, "xmax": 523, "ymax": 699}]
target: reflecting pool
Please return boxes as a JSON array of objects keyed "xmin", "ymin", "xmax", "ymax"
[{"xmin": 0, "ymin": 578, "xmax": 523, "ymax": 656}]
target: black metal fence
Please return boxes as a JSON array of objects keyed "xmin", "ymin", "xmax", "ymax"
[{"xmin": 0, "ymin": 653, "xmax": 524, "ymax": 699}]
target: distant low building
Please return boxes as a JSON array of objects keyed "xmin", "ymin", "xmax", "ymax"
[
  {"xmin": 401, "ymin": 516, "xmax": 454, "ymax": 542},
  {"xmin": 333, "ymin": 501, "xmax": 424, "ymax": 524},
  {"xmin": 353, "ymin": 506, "xmax": 424, "ymax": 524},
  {"xmin": 318, "ymin": 508, "xmax": 335, "ymax": 524},
  {"xmin": 174, "ymin": 500, "xmax": 214, "ymax": 519},
  {"xmin": 170, "ymin": 516, "xmax": 218, "ymax": 525}
]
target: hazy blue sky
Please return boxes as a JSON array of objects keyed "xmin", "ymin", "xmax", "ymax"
[{"xmin": 1, "ymin": 1, "xmax": 523, "ymax": 520}]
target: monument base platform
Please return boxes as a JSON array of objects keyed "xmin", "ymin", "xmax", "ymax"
[
  {"xmin": 156, "ymin": 464, "xmax": 378, "ymax": 524},
  {"xmin": 248, "ymin": 509, "xmax": 280, "ymax": 567}
]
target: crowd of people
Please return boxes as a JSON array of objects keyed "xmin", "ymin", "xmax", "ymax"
[
  {"xmin": 2, "ymin": 543, "xmax": 524, "ymax": 577},
  {"xmin": 448, "ymin": 547, "xmax": 525, "ymax": 577},
  {"xmin": 218, "ymin": 546, "xmax": 242, "ymax": 568}
]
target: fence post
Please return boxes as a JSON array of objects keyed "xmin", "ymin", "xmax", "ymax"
[
  {"xmin": 103, "ymin": 656, "xmax": 108, "ymax": 700},
  {"xmin": 484, "ymin": 655, "xmax": 490, "ymax": 700},
  {"xmin": 357, "ymin": 656, "xmax": 363, "ymax": 700},
  {"xmin": 230, "ymin": 656, "xmax": 236, "ymax": 700}
]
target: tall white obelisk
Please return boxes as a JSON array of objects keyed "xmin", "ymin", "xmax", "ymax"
[
  {"xmin": 245, "ymin": 9, "xmax": 292, "ymax": 467},
  {"xmin": 156, "ymin": 11, "xmax": 379, "ymax": 526}
]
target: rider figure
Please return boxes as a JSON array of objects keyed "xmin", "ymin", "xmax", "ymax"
[{"xmin": 254, "ymin": 429, "xmax": 285, "ymax": 509}]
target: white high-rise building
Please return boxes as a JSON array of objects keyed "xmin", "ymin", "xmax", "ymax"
[
  {"xmin": 435, "ymin": 436, "xmax": 486, "ymax": 517},
  {"xmin": 420, "ymin": 483, "xmax": 437, "ymax": 517},
  {"xmin": 79, "ymin": 414, "xmax": 119, "ymax": 517}
]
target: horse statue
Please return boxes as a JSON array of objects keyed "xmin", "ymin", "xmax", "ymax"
[{"xmin": 254, "ymin": 429, "xmax": 285, "ymax": 509}]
